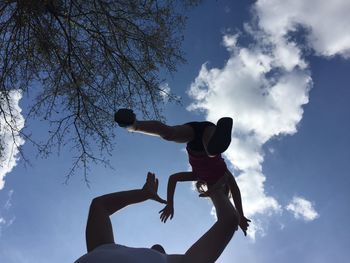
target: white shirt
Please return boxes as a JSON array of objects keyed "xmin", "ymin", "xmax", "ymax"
[{"xmin": 75, "ymin": 243, "xmax": 169, "ymax": 263}]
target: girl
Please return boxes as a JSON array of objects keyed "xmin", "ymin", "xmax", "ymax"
[{"xmin": 115, "ymin": 109, "xmax": 250, "ymax": 235}]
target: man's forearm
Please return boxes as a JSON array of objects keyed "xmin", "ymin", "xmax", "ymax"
[{"xmin": 94, "ymin": 189, "xmax": 150, "ymax": 215}]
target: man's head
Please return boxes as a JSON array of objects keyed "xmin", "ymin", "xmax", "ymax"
[{"xmin": 151, "ymin": 244, "xmax": 166, "ymax": 254}]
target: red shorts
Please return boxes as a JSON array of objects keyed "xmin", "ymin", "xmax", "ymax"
[{"xmin": 187, "ymin": 148, "xmax": 228, "ymax": 185}]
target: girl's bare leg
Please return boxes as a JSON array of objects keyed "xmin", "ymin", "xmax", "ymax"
[
  {"xmin": 183, "ymin": 188, "xmax": 239, "ymax": 263},
  {"xmin": 202, "ymin": 126, "xmax": 216, "ymax": 156},
  {"xmin": 131, "ymin": 120, "xmax": 195, "ymax": 143}
]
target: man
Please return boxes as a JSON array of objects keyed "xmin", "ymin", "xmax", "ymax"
[{"xmin": 75, "ymin": 172, "xmax": 239, "ymax": 263}]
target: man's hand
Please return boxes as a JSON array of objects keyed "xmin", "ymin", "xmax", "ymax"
[
  {"xmin": 159, "ymin": 203, "xmax": 174, "ymax": 223},
  {"xmin": 142, "ymin": 172, "xmax": 167, "ymax": 204},
  {"xmin": 239, "ymin": 216, "xmax": 251, "ymax": 236}
]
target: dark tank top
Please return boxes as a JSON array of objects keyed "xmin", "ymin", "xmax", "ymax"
[{"xmin": 185, "ymin": 121, "xmax": 215, "ymax": 152}]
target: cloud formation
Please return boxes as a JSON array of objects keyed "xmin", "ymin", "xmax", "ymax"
[
  {"xmin": 286, "ymin": 196, "xmax": 319, "ymax": 221},
  {"xmin": 159, "ymin": 83, "xmax": 171, "ymax": 102},
  {"xmin": 0, "ymin": 90, "xmax": 25, "ymax": 190},
  {"xmin": 0, "ymin": 189, "xmax": 15, "ymax": 236},
  {"xmin": 255, "ymin": 0, "xmax": 350, "ymax": 58},
  {"xmin": 188, "ymin": 33, "xmax": 310, "ymax": 238},
  {"xmin": 186, "ymin": 0, "xmax": 350, "ymax": 238}
]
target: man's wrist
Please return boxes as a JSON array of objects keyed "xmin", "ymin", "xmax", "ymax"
[{"xmin": 140, "ymin": 188, "xmax": 153, "ymax": 200}]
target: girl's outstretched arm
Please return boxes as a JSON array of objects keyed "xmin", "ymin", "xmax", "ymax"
[
  {"xmin": 159, "ymin": 172, "xmax": 196, "ymax": 223},
  {"xmin": 226, "ymin": 170, "xmax": 251, "ymax": 236}
]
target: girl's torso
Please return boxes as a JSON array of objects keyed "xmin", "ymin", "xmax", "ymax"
[{"xmin": 187, "ymin": 147, "xmax": 227, "ymax": 184}]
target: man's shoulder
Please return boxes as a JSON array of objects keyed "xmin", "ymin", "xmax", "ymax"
[{"xmin": 167, "ymin": 254, "xmax": 185, "ymax": 263}]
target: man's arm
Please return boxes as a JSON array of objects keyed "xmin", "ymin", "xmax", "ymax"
[
  {"xmin": 159, "ymin": 172, "xmax": 196, "ymax": 223},
  {"xmin": 85, "ymin": 172, "xmax": 164, "ymax": 252},
  {"xmin": 172, "ymin": 185, "xmax": 239, "ymax": 263}
]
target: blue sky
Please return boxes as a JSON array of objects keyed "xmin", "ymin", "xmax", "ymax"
[{"xmin": 1, "ymin": 0, "xmax": 350, "ymax": 262}]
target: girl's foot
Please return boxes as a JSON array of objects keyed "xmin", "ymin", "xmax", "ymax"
[
  {"xmin": 207, "ymin": 117, "xmax": 233, "ymax": 156},
  {"xmin": 114, "ymin": 109, "xmax": 136, "ymax": 128}
]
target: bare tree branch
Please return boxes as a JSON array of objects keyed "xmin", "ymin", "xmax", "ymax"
[{"xmin": 0, "ymin": 0, "xmax": 201, "ymax": 181}]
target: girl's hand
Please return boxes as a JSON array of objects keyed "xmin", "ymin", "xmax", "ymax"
[
  {"xmin": 159, "ymin": 203, "xmax": 174, "ymax": 223},
  {"xmin": 142, "ymin": 172, "xmax": 167, "ymax": 204},
  {"xmin": 239, "ymin": 216, "xmax": 251, "ymax": 236}
]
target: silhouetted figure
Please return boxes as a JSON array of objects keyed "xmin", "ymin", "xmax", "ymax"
[
  {"xmin": 115, "ymin": 109, "xmax": 250, "ymax": 235},
  {"xmin": 75, "ymin": 173, "xmax": 239, "ymax": 263}
]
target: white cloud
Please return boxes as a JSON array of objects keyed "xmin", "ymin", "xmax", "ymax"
[
  {"xmin": 159, "ymin": 83, "xmax": 171, "ymax": 102},
  {"xmin": 286, "ymin": 196, "xmax": 319, "ymax": 221},
  {"xmin": 255, "ymin": 0, "xmax": 350, "ymax": 58},
  {"xmin": 187, "ymin": 0, "xmax": 349, "ymax": 239},
  {"xmin": 187, "ymin": 0, "xmax": 350, "ymax": 240},
  {"xmin": 187, "ymin": 34, "xmax": 309, "ymax": 233},
  {"xmin": 0, "ymin": 189, "xmax": 16, "ymax": 236},
  {"xmin": 3, "ymin": 189, "xmax": 14, "ymax": 210},
  {"xmin": 0, "ymin": 90, "xmax": 25, "ymax": 190},
  {"xmin": 247, "ymin": 219, "xmax": 266, "ymax": 240}
]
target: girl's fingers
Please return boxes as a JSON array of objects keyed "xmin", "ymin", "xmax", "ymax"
[{"xmin": 160, "ymin": 212, "xmax": 169, "ymax": 223}]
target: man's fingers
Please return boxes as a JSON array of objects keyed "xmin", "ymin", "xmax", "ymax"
[
  {"xmin": 147, "ymin": 172, "xmax": 155, "ymax": 182},
  {"xmin": 154, "ymin": 195, "xmax": 166, "ymax": 204}
]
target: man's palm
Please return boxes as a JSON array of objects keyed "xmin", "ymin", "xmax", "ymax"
[{"xmin": 143, "ymin": 172, "xmax": 167, "ymax": 204}]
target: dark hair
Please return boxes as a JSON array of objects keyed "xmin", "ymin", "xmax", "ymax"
[{"xmin": 151, "ymin": 244, "xmax": 166, "ymax": 254}]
